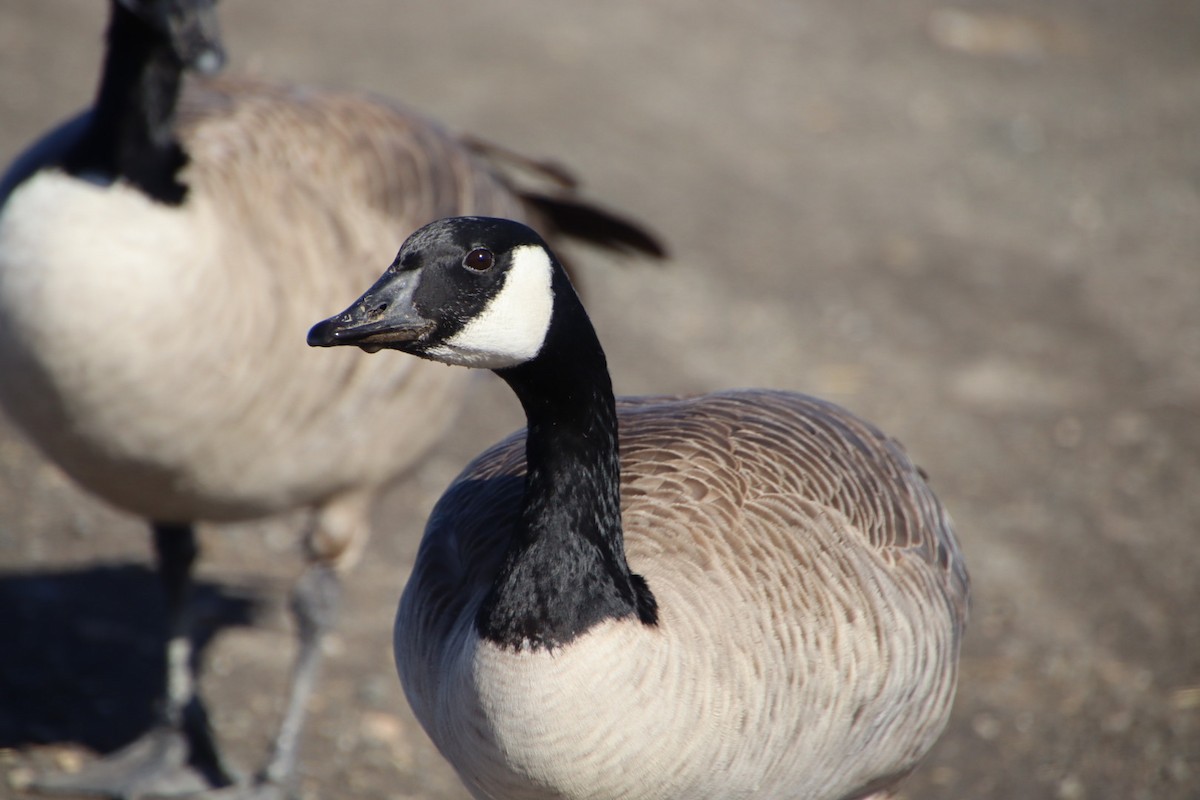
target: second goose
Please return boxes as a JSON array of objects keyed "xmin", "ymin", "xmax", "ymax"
[{"xmin": 0, "ymin": 1, "xmax": 663, "ymax": 796}]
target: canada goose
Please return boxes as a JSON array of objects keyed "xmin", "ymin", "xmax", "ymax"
[
  {"xmin": 0, "ymin": 1, "xmax": 662, "ymax": 797},
  {"xmin": 308, "ymin": 216, "xmax": 970, "ymax": 800}
]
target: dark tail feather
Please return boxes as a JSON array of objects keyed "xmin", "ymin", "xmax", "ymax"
[
  {"xmin": 462, "ymin": 134, "xmax": 668, "ymax": 262},
  {"xmin": 523, "ymin": 192, "xmax": 668, "ymax": 260}
]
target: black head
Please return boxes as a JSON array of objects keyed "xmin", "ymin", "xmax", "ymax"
[{"xmin": 308, "ymin": 217, "xmax": 565, "ymax": 369}]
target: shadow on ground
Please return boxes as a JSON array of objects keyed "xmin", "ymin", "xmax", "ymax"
[{"xmin": 0, "ymin": 565, "xmax": 259, "ymax": 754}]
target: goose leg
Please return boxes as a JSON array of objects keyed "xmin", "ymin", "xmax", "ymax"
[
  {"xmin": 33, "ymin": 523, "xmax": 237, "ymax": 798},
  {"xmin": 236, "ymin": 492, "xmax": 366, "ymax": 800},
  {"xmin": 202, "ymin": 563, "xmax": 340, "ymax": 800},
  {"xmin": 238, "ymin": 562, "xmax": 340, "ymax": 800}
]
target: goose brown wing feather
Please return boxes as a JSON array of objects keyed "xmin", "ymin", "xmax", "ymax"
[
  {"xmin": 177, "ymin": 76, "xmax": 527, "ymax": 224},
  {"xmin": 177, "ymin": 76, "xmax": 665, "ymax": 270}
]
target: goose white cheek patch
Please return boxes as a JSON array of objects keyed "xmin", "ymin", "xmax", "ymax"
[{"xmin": 432, "ymin": 244, "xmax": 555, "ymax": 369}]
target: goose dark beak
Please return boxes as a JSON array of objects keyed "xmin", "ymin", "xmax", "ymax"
[{"xmin": 307, "ymin": 268, "xmax": 433, "ymax": 353}]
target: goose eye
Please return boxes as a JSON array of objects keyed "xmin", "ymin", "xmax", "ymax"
[{"xmin": 463, "ymin": 248, "xmax": 494, "ymax": 271}]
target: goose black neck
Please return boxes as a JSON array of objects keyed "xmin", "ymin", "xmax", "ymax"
[
  {"xmin": 63, "ymin": 2, "xmax": 190, "ymax": 204},
  {"xmin": 477, "ymin": 272, "xmax": 657, "ymax": 650}
]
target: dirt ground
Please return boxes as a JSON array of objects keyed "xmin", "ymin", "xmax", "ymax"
[{"xmin": 0, "ymin": 1, "xmax": 1197, "ymax": 798}]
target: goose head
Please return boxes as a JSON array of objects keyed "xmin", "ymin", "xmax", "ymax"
[
  {"xmin": 117, "ymin": 0, "xmax": 226, "ymax": 75},
  {"xmin": 308, "ymin": 217, "xmax": 559, "ymax": 370}
]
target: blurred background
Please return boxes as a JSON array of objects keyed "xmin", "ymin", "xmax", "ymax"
[{"xmin": 0, "ymin": 0, "xmax": 1197, "ymax": 798}]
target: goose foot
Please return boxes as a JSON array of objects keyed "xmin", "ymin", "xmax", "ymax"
[{"xmin": 30, "ymin": 724, "xmax": 237, "ymax": 799}]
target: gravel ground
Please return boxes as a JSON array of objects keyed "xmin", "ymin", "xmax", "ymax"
[{"xmin": 1, "ymin": 1, "xmax": 1197, "ymax": 798}]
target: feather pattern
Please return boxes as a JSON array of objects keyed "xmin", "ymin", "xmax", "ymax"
[{"xmin": 397, "ymin": 389, "xmax": 968, "ymax": 800}]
